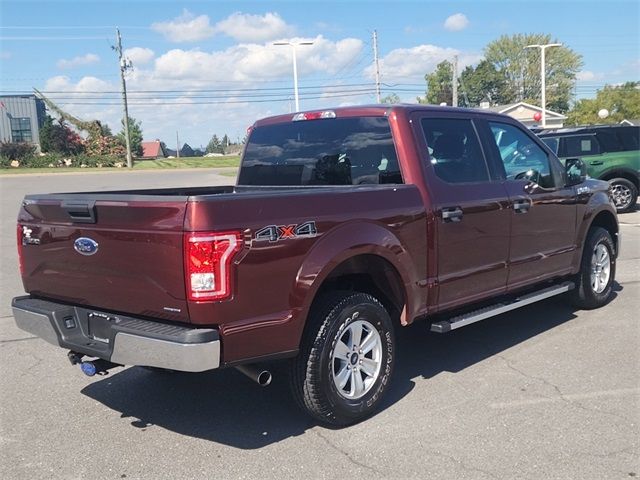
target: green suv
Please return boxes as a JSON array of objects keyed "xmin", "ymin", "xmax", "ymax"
[{"xmin": 538, "ymin": 125, "xmax": 639, "ymax": 212}]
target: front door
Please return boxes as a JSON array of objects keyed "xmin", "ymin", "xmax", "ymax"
[
  {"xmin": 484, "ymin": 120, "xmax": 577, "ymax": 290},
  {"xmin": 418, "ymin": 114, "xmax": 511, "ymax": 311}
]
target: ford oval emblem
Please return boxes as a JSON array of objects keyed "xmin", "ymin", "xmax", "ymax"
[{"xmin": 74, "ymin": 237, "xmax": 99, "ymax": 256}]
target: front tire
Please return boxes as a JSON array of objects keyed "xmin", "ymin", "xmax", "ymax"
[
  {"xmin": 609, "ymin": 178, "xmax": 638, "ymax": 213},
  {"xmin": 571, "ymin": 227, "xmax": 616, "ymax": 309},
  {"xmin": 289, "ymin": 291, "xmax": 395, "ymax": 427}
]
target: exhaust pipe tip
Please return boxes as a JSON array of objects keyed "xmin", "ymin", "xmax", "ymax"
[
  {"xmin": 235, "ymin": 364, "xmax": 272, "ymax": 386},
  {"xmin": 256, "ymin": 370, "xmax": 272, "ymax": 387}
]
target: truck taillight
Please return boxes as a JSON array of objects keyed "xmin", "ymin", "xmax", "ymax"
[
  {"xmin": 184, "ymin": 231, "xmax": 242, "ymax": 302},
  {"xmin": 17, "ymin": 224, "xmax": 24, "ymax": 275}
]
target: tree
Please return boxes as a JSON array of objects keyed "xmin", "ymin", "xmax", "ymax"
[
  {"xmin": 222, "ymin": 134, "xmax": 230, "ymax": 149},
  {"xmin": 459, "ymin": 60, "xmax": 509, "ymax": 107},
  {"xmin": 39, "ymin": 115, "xmax": 84, "ymax": 155},
  {"xmin": 484, "ymin": 34, "xmax": 583, "ymax": 112},
  {"xmin": 206, "ymin": 134, "xmax": 223, "ymax": 154},
  {"xmin": 117, "ymin": 116, "xmax": 143, "ymax": 157},
  {"xmin": 566, "ymin": 82, "xmax": 640, "ymax": 125},
  {"xmin": 381, "ymin": 93, "xmax": 401, "ymax": 104},
  {"xmin": 417, "ymin": 60, "xmax": 453, "ymax": 105}
]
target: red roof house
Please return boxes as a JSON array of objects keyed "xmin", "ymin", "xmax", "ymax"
[{"xmin": 140, "ymin": 140, "xmax": 166, "ymax": 160}]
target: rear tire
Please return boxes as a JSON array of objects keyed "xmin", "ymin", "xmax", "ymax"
[
  {"xmin": 289, "ymin": 291, "xmax": 395, "ymax": 427},
  {"xmin": 609, "ymin": 178, "xmax": 638, "ymax": 213},
  {"xmin": 570, "ymin": 227, "xmax": 616, "ymax": 309}
]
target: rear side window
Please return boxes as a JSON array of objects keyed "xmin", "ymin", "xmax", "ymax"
[
  {"xmin": 421, "ymin": 118, "xmax": 489, "ymax": 183},
  {"xmin": 238, "ymin": 117, "xmax": 402, "ymax": 186},
  {"xmin": 617, "ymin": 127, "xmax": 640, "ymax": 151},
  {"xmin": 563, "ymin": 135, "xmax": 601, "ymax": 157},
  {"xmin": 594, "ymin": 129, "xmax": 623, "ymax": 152}
]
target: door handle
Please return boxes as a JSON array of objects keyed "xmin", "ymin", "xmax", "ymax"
[
  {"xmin": 442, "ymin": 206, "xmax": 463, "ymax": 222},
  {"xmin": 512, "ymin": 199, "xmax": 531, "ymax": 214},
  {"xmin": 589, "ymin": 160, "xmax": 604, "ymax": 166}
]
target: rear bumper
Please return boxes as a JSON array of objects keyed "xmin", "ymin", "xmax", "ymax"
[{"xmin": 11, "ymin": 296, "xmax": 220, "ymax": 372}]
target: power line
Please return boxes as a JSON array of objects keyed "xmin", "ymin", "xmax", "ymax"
[
  {"xmin": 54, "ymin": 90, "xmax": 377, "ymax": 107},
  {"xmin": 0, "ymin": 82, "xmax": 378, "ymax": 95}
]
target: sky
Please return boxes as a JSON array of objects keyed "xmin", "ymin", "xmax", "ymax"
[{"xmin": 1, "ymin": 0, "xmax": 638, "ymax": 149}]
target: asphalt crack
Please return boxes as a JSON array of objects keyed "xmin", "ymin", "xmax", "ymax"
[
  {"xmin": 496, "ymin": 355, "xmax": 632, "ymax": 424},
  {"xmin": 0, "ymin": 336, "xmax": 37, "ymax": 344},
  {"xmin": 576, "ymin": 446, "xmax": 636, "ymax": 460},
  {"xmin": 313, "ymin": 429, "xmax": 382, "ymax": 475}
]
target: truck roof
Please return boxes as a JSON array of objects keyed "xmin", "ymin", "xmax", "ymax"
[{"xmin": 253, "ymin": 104, "xmax": 515, "ymax": 127}]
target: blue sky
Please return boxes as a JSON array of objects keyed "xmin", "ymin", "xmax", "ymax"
[{"xmin": 1, "ymin": 0, "xmax": 638, "ymax": 148}]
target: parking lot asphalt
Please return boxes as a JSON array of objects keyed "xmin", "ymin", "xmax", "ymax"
[{"xmin": 1, "ymin": 170, "xmax": 638, "ymax": 480}]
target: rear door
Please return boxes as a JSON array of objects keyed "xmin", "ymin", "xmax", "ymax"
[
  {"xmin": 482, "ymin": 120, "xmax": 577, "ymax": 289},
  {"xmin": 17, "ymin": 194, "xmax": 190, "ymax": 322},
  {"xmin": 559, "ymin": 133, "xmax": 609, "ymax": 178},
  {"xmin": 415, "ymin": 112, "xmax": 511, "ymax": 311}
]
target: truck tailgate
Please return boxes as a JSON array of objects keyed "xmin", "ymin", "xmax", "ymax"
[{"xmin": 18, "ymin": 195, "xmax": 190, "ymax": 322}]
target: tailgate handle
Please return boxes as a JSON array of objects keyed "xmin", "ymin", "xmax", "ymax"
[{"xmin": 62, "ymin": 201, "xmax": 97, "ymax": 224}]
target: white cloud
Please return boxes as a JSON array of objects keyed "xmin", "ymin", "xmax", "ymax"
[
  {"xmin": 367, "ymin": 44, "xmax": 481, "ymax": 83},
  {"xmin": 40, "ymin": 35, "xmax": 364, "ymax": 145},
  {"xmin": 444, "ymin": 13, "xmax": 469, "ymax": 32},
  {"xmin": 124, "ymin": 47, "xmax": 155, "ymax": 65},
  {"xmin": 214, "ymin": 12, "xmax": 293, "ymax": 42},
  {"xmin": 152, "ymin": 35, "xmax": 363, "ymax": 83},
  {"xmin": 56, "ymin": 53, "xmax": 100, "ymax": 69},
  {"xmin": 151, "ymin": 9, "xmax": 215, "ymax": 43},
  {"xmin": 576, "ymin": 70, "xmax": 604, "ymax": 81},
  {"xmin": 45, "ymin": 75, "xmax": 111, "ymax": 93},
  {"xmin": 0, "ymin": 51, "xmax": 11, "ymax": 60}
]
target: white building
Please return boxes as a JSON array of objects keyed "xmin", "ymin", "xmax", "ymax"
[{"xmin": 479, "ymin": 101, "xmax": 567, "ymax": 129}]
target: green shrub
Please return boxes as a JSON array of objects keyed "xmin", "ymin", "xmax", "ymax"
[
  {"xmin": 72, "ymin": 154, "xmax": 118, "ymax": 167},
  {"xmin": 0, "ymin": 156, "xmax": 13, "ymax": 168},
  {"xmin": 0, "ymin": 142, "xmax": 37, "ymax": 160},
  {"xmin": 22, "ymin": 155, "xmax": 57, "ymax": 168}
]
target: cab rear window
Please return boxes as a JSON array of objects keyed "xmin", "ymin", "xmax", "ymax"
[{"xmin": 238, "ymin": 117, "xmax": 402, "ymax": 186}]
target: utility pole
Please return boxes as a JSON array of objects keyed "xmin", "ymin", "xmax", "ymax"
[
  {"xmin": 176, "ymin": 131, "xmax": 180, "ymax": 158},
  {"xmin": 452, "ymin": 55, "xmax": 458, "ymax": 107},
  {"xmin": 114, "ymin": 28, "xmax": 133, "ymax": 168},
  {"xmin": 372, "ymin": 30, "xmax": 381, "ymax": 103},
  {"xmin": 274, "ymin": 41, "xmax": 314, "ymax": 112},
  {"xmin": 524, "ymin": 43, "xmax": 562, "ymax": 128}
]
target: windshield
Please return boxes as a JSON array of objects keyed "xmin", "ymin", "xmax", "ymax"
[{"xmin": 238, "ymin": 117, "xmax": 402, "ymax": 186}]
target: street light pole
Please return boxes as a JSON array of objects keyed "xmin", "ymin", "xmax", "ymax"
[
  {"xmin": 524, "ymin": 43, "xmax": 562, "ymax": 128},
  {"xmin": 274, "ymin": 41, "xmax": 314, "ymax": 112}
]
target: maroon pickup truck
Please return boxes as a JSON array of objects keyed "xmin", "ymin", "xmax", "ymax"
[{"xmin": 13, "ymin": 105, "xmax": 619, "ymax": 426}]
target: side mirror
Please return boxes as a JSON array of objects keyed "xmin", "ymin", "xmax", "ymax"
[{"xmin": 565, "ymin": 157, "xmax": 587, "ymax": 186}]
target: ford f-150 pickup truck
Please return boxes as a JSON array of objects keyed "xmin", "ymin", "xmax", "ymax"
[{"xmin": 12, "ymin": 105, "xmax": 619, "ymax": 426}]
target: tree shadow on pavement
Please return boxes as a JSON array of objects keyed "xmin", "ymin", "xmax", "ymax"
[{"xmin": 81, "ymin": 288, "xmax": 621, "ymax": 449}]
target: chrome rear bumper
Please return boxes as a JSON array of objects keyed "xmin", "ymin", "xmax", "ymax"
[{"xmin": 12, "ymin": 296, "xmax": 220, "ymax": 372}]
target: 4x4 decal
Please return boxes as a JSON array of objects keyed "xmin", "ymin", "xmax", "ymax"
[{"xmin": 255, "ymin": 221, "xmax": 318, "ymax": 242}]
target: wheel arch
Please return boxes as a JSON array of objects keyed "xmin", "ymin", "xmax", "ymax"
[
  {"xmin": 589, "ymin": 210, "xmax": 620, "ymax": 256},
  {"xmin": 598, "ymin": 168, "xmax": 639, "ymax": 190},
  {"xmin": 289, "ymin": 221, "xmax": 422, "ymax": 352},
  {"xmin": 315, "ymin": 254, "xmax": 406, "ymax": 325},
  {"xmin": 573, "ymin": 208, "xmax": 620, "ymax": 271}
]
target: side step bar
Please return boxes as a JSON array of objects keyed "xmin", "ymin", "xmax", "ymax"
[{"xmin": 430, "ymin": 281, "xmax": 575, "ymax": 333}]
